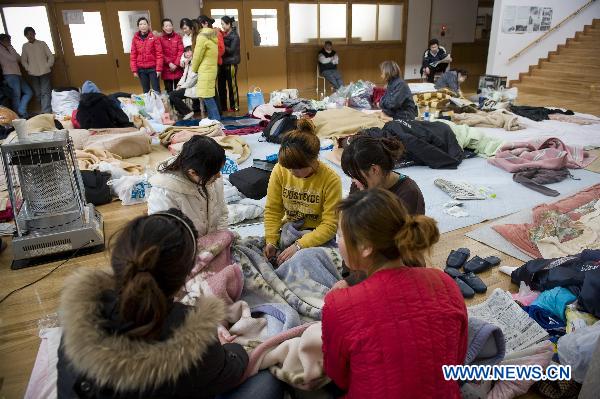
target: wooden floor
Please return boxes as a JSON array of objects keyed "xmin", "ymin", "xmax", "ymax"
[{"xmin": 0, "ymin": 200, "xmax": 525, "ymax": 398}]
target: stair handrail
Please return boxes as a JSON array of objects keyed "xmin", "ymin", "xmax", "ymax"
[{"xmin": 508, "ymin": 0, "xmax": 597, "ymax": 63}]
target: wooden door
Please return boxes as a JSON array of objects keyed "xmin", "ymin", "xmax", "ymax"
[
  {"xmin": 242, "ymin": 1, "xmax": 287, "ymax": 94},
  {"xmin": 203, "ymin": 0, "xmax": 249, "ymax": 97},
  {"xmin": 105, "ymin": 0, "xmax": 162, "ymax": 93},
  {"xmin": 54, "ymin": 2, "xmax": 119, "ymax": 92}
]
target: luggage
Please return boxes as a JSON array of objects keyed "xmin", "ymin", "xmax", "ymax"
[
  {"xmin": 81, "ymin": 170, "xmax": 112, "ymax": 206},
  {"xmin": 229, "ymin": 158, "xmax": 277, "ymax": 200}
]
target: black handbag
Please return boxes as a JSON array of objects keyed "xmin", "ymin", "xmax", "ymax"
[{"xmin": 80, "ymin": 170, "xmax": 112, "ymax": 205}]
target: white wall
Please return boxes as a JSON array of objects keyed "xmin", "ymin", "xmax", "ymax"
[
  {"xmin": 404, "ymin": 0, "xmax": 432, "ymax": 79},
  {"xmin": 429, "ymin": 0, "xmax": 478, "ymax": 53},
  {"xmin": 486, "ymin": 0, "xmax": 600, "ymax": 81},
  {"xmin": 161, "ymin": 0, "xmax": 201, "ymax": 30}
]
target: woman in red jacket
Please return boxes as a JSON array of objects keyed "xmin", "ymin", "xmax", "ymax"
[
  {"xmin": 323, "ymin": 188, "xmax": 468, "ymax": 399},
  {"xmin": 159, "ymin": 18, "xmax": 183, "ymax": 93},
  {"xmin": 130, "ymin": 17, "xmax": 163, "ymax": 93}
]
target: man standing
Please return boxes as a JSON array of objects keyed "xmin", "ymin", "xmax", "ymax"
[
  {"xmin": 318, "ymin": 40, "xmax": 344, "ymax": 90},
  {"xmin": 21, "ymin": 27, "xmax": 54, "ymax": 114},
  {"xmin": 0, "ymin": 33, "xmax": 32, "ymax": 118},
  {"xmin": 420, "ymin": 39, "xmax": 452, "ymax": 83}
]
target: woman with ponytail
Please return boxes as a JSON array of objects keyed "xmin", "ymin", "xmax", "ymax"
[
  {"xmin": 264, "ymin": 118, "xmax": 342, "ymax": 265},
  {"xmin": 341, "ymin": 134, "xmax": 425, "ymax": 215},
  {"xmin": 56, "ymin": 209, "xmax": 250, "ymax": 398},
  {"xmin": 322, "ymin": 189, "xmax": 468, "ymax": 398}
]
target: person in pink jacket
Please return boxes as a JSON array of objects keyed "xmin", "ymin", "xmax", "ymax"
[
  {"xmin": 323, "ymin": 188, "xmax": 468, "ymax": 398},
  {"xmin": 130, "ymin": 17, "xmax": 163, "ymax": 93},
  {"xmin": 159, "ymin": 18, "xmax": 183, "ymax": 93}
]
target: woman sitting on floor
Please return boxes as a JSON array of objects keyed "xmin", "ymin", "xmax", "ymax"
[
  {"xmin": 434, "ymin": 69, "xmax": 468, "ymax": 97},
  {"xmin": 56, "ymin": 209, "xmax": 250, "ymax": 398},
  {"xmin": 148, "ymin": 135, "xmax": 228, "ymax": 235},
  {"xmin": 263, "ymin": 118, "xmax": 342, "ymax": 265},
  {"xmin": 323, "ymin": 189, "xmax": 468, "ymax": 398},
  {"xmin": 379, "ymin": 60, "xmax": 418, "ymax": 121}
]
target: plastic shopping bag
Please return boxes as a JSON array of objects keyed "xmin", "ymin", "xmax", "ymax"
[
  {"xmin": 247, "ymin": 87, "xmax": 265, "ymax": 114},
  {"xmin": 107, "ymin": 174, "xmax": 152, "ymax": 205},
  {"xmin": 557, "ymin": 320, "xmax": 600, "ymax": 382},
  {"xmin": 143, "ymin": 90, "xmax": 166, "ymax": 122}
]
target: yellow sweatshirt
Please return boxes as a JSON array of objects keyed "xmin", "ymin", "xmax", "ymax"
[{"xmin": 264, "ymin": 161, "xmax": 342, "ymax": 248}]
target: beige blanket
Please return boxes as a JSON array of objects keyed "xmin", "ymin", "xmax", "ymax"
[
  {"xmin": 168, "ymin": 135, "xmax": 251, "ymax": 164},
  {"xmin": 312, "ymin": 107, "xmax": 386, "ymax": 139},
  {"xmin": 452, "ymin": 109, "xmax": 523, "ymax": 131},
  {"xmin": 75, "ymin": 148, "xmax": 144, "ymax": 174},
  {"xmin": 69, "ymin": 129, "xmax": 152, "ymax": 158},
  {"xmin": 159, "ymin": 123, "xmax": 224, "ymax": 145}
]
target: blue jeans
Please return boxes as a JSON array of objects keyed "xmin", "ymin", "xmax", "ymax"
[
  {"xmin": 216, "ymin": 370, "xmax": 284, "ymax": 399},
  {"xmin": 203, "ymin": 97, "xmax": 221, "ymax": 120},
  {"xmin": 29, "ymin": 73, "xmax": 52, "ymax": 113},
  {"xmin": 4, "ymin": 74, "xmax": 33, "ymax": 117},
  {"xmin": 137, "ymin": 68, "xmax": 160, "ymax": 93}
]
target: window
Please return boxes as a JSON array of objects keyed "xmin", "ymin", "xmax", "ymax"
[
  {"xmin": 319, "ymin": 4, "xmax": 346, "ymax": 40},
  {"xmin": 211, "ymin": 9, "xmax": 239, "ymax": 30},
  {"xmin": 251, "ymin": 9, "xmax": 278, "ymax": 47},
  {"xmin": 118, "ymin": 10, "xmax": 150, "ymax": 53},
  {"xmin": 351, "ymin": 4, "xmax": 376, "ymax": 42},
  {"xmin": 378, "ymin": 4, "xmax": 403, "ymax": 41},
  {"xmin": 289, "ymin": 3, "xmax": 317, "ymax": 44},
  {"xmin": 69, "ymin": 12, "xmax": 107, "ymax": 56},
  {"xmin": 0, "ymin": 13, "xmax": 5, "ymax": 34},
  {"xmin": 2, "ymin": 6, "xmax": 55, "ymax": 54}
]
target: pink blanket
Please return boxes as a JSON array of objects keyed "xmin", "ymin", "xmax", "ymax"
[
  {"xmin": 493, "ymin": 184, "xmax": 600, "ymax": 258},
  {"xmin": 489, "ymin": 137, "xmax": 597, "ymax": 172}
]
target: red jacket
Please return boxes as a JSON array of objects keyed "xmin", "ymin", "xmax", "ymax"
[
  {"xmin": 159, "ymin": 31, "xmax": 184, "ymax": 80},
  {"xmin": 216, "ymin": 29, "xmax": 225, "ymax": 65},
  {"xmin": 322, "ymin": 267, "xmax": 468, "ymax": 399},
  {"xmin": 130, "ymin": 31, "xmax": 163, "ymax": 73}
]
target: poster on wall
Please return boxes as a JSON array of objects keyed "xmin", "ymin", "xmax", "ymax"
[{"xmin": 501, "ymin": 6, "xmax": 553, "ymax": 33}]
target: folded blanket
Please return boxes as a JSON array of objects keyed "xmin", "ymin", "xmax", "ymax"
[
  {"xmin": 438, "ymin": 120, "xmax": 506, "ymax": 157},
  {"xmin": 159, "ymin": 123, "xmax": 224, "ymax": 145},
  {"xmin": 169, "ymin": 135, "xmax": 251, "ymax": 164},
  {"xmin": 228, "ymin": 199, "xmax": 264, "ymax": 225},
  {"xmin": 452, "ymin": 110, "xmax": 522, "ymax": 131},
  {"xmin": 82, "ymin": 131, "xmax": 152, "ymax": 158},
  {"xmin": 465, "ymin": 317, "xmax": 506, "ymax": 366},
  {"xmin": 75, "ymin": 148, "xmax": 144, "ymax": 174},
  {"xmin": 26, "ymin": 113, "xmax": 57, "ymax": 132},
  {"xmin": 489, "ymin": 137, "xmax": 597, "ymax": 172},
  {"xmin": 312, "ymin": 107, "xmax": 385, "ymax": 139}
]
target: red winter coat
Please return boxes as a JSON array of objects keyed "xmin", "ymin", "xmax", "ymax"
[
  {"xmin": 159, "ymin": 31, "xmax": 184, "ymax": 80},
  {"xmin": 130, "ymin": 31, "xmax": 163, "ymax": 73},
  {"xmin": 216, "ymin": 29, "xmax": 225, "ymax": 65},
  {"xmin": 322, "ymin": 267, "xmax": 468, "ymax": 399}
]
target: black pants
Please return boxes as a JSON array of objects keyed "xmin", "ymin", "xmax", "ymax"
[
  {"xmin": 163, "ymin": 79, "xmax": 178, "ymax": 93},
  {"xmin": 423, "ymin": 63, "xmax": 449, "ymax": 83},
  {"xmin": 137, "ymin": 68, "xmax": 160, "ymax": 93},
  {"xmin": 169, "ymin": 89, "xmax": 191, "ymax": 115},
  {"xmin": 218, "ymin": 64, "xmax": 239, "ymax": 110}
]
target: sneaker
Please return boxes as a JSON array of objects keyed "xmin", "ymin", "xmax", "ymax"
[{"xmin": 183, "ymin": 112, "xmax": 194, "ymax": 120}]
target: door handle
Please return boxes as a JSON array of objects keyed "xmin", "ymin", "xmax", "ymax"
[
  {"xmin": 247, "ymin": 52, "xmax": 249, "ymax": 61},
  {"xmin": 115, "ymin": 59, "xmax": 120, "ymax": 68}
]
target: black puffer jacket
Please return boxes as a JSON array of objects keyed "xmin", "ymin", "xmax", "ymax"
[
  {"xmin": 379, "ymin": 77, "xmax": 417, "ymax": 121},
  {"xmin": 56, "ymin": 268, "xmax": 248, "ymax": 399},
  {"xmin": 76, "ymin": 93, "xmax": 133, "ymax": 129},
  {"xmin": 222, "ymin": 28, "xmax": 240, "ymax": 65},
  {"xmin": 364, "ymin": 119, "xmax": 463, "ymax": 169}
]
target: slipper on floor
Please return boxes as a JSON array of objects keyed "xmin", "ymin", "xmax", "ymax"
[
  {"xmin": 454, "ymin": 277, "xmax": 475, "ymax": 298},
  {"xmin": 446, "ymin": 248, "xmax": 471, "ymax": 269},
  {"xmin": 459, "ymin": 272, "xmax": 487, "ymax": 294},
  {"xmin": 464, "ymin": 255, "xmax": 501, "ymax": 274},
  {"xmin": 444, "ymin": 267, "xmax": 462, "ymax": 278}
]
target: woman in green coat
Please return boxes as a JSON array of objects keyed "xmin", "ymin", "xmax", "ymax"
[{"xmin": 191, "ymin": 16, "xmax": 220, "ymax": 120}]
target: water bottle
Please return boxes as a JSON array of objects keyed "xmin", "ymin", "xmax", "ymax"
[{"xmin": 423, "ymin": 106, "xmax": 430, "ymax": 121}]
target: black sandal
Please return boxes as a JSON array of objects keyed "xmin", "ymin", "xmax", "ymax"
[
  {"xmin": 459, "ymin": 272, "xmax": 488, "ymax": 294},
  {"xmin": 446, "ymin": 248, "xmax": 471, "ymax": 269},
  {"xmin": 464, "ymin": 255, "xmax": 501, "ymax": 274}
]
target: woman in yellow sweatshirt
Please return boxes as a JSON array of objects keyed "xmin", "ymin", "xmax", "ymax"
[{"xmin": 264, "ymin": 118, "xmax": 342, "ymax": 265}]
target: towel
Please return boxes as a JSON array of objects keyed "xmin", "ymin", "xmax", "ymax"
[{"xmin": 465, "ymin": 317, "xmax": 506, "ymax": 366}]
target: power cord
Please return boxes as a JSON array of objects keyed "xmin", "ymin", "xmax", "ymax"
[{"xmin": 0, "ymin": 240, "xmax": 92, "ymax": 305}]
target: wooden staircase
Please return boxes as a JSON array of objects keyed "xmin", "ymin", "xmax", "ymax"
[{"xmin": 511, "ymin": 18, "xmax": 600, "ymax": 115}]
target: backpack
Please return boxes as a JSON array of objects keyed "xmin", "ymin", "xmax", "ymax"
[
  {"xmin": 81, "ymin": 170, "xmax": 112, "ymax": 206},
  {"xmin": 262, "ymin": 112, "xmax": 298, "ymax": 144}
]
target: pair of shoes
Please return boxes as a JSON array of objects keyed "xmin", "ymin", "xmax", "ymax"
[
  {"xmin": 444, "ymin": 248, "xmax": 501, "ymax": 298},
  {"xmin": 183, "ymin": 112, "xmax": 194, "ymax": 120},
  {"xmin": 444, "ymin": 267, "xmax": 487, "ymax": 298}
]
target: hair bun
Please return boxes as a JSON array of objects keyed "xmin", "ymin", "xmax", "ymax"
[
  {"xmin": 296, "ymin": 118, "xmax": 316, "ymax": 134},
  {"xmin": 379, "ymin": 137, "xmax": 405, "ymax": 162}
]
